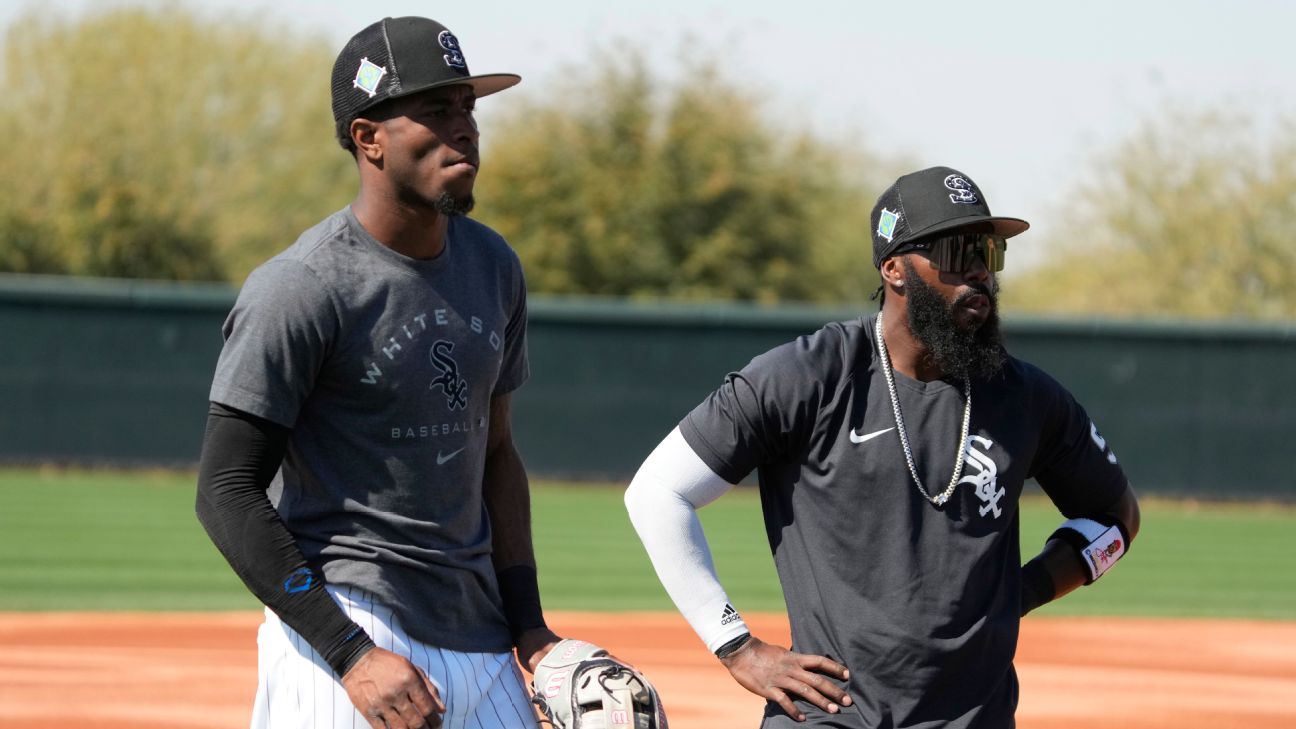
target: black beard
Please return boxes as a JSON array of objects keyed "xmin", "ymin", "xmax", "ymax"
[
  {"xmin": 434, "ymin": 192, "xmax": 474, "ymax": 217},
  {"xmin": 902, "ymin": 258, "xmax": 1006, "ymax": 379}
]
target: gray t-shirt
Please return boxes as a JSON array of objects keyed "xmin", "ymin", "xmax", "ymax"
[
  {"xmin": 211, "ymin": 207, "xmax": 529, "ymax": 652},
  {"xmin": 681, "ymin": 315, "xmax": 1127, "ymax": 728}
]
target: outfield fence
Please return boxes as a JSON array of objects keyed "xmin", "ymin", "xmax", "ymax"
[{"xmin": 1, "ymin": 273, "xmax": 1292, "ymax": 498}]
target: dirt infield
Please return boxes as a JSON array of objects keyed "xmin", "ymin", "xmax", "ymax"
[{"xmin": 1, "ymin": 612, "xmax": 1293, "ymax": 728}]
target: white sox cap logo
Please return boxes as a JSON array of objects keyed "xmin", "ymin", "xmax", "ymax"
[
  {"xmin": 438, "ymin": 30, "xmax": 467, "ymax": 69},
  {"xmin": 944, "ymin": 174, "xmax": 979, "ymax": 204}
]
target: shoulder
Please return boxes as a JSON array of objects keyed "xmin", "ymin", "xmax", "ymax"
[
  {"xmin": 755, "ymin": 317, "xmax": 866, "ymax": 369},
  {"xmin": 241, "ymin": 258, "xmax": 326, "ymax": 299},
  {"xmin": 245, "ymin": 210, "xmax": 353, "ymax": 286},
  {"xmin": 452, "ymin": 215, "xmax": 508, "ymax": 244},
  {"xmin": 231, "ymin": 260, "xmax": 339, "ymax": 335},
  {"xmin": 234, "ymin": 213, "xmax": 351, "ymax": 315},
  {"xmin": 988, "ymin": 353, "xmax": 1080, "ymax": 417},
  {"xmin": 741, "ymin": 318, "xmax": 866, "ymax": 394},
  {"xmin": 998, "ymin": 354, "xmax": 1067, "ymax": 393},
  {"xmin": 276, "ymin": 209, "xmax": 352, "ymax": 265},
  {"xmin": 452, "ymin": 216, "xmax": 523, "ymax": 269}
]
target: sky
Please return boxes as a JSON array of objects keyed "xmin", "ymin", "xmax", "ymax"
[{"xmin": 6, "ymin": 0, "xmax": 1295, "ymax": 252}]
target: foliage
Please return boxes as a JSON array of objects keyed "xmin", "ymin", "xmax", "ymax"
[
  {"xmin": 0, "ymin": 208, "xmax": 63, "ymax": 274},
  {"xmin": 0, "ymin": 7, "xmax": 895, "ymax": 299},
  {"xmin": 474, "ymin": 51, "xmax": 894, "ymax": 304},
  {"xmin": 1003, "ymin": 109, "xmax": 1296, "ymax": 320},
  {"xmin": 8, "ymin": 6, "xmax": 1290, "ymax": 318},
  {"xmin": 0, "ymin": 5, "xmax": 354, "ymax": 281}
]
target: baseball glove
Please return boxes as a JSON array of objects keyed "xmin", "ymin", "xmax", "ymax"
[{"xmin": 530, "ymin": 639, "xmax": 668, "ymax": 729}]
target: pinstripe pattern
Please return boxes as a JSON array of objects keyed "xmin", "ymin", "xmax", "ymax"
[{"xmin": 250, "ymin": 586, "xmax": 539, "ymax": 728}]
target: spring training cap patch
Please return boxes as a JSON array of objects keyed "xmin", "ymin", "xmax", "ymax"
[
  {"xmin": 352, "ymin": 58, "xmax": 387, "ymax": 98},
  {"xmin": 877, "ymin": 208, "xmax": 900, "ymax": 242}
]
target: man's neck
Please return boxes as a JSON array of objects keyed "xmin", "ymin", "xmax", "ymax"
[
  {"xmin": 352, "ymin": 193, "xmax": 450, "ymax": 260},
  {"xmin": 879, "ymin": 305, "xmax": 944, "ymax": 382}
]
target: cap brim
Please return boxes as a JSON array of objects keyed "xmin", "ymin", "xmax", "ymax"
[
  {"xmin": 391, "ymin": 73, "xmax": 522, "ymax": 102},
  {"xmin": 460, "ymin": 73, "xmax": 522, "ymax": 98},
  {"xmin": 908, "ymin": 215, "xmax": 1030, "ymax": 241}
]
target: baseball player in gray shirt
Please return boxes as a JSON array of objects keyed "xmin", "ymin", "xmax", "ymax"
[
  {"xmin": 625, "ymin": 166, "xmax": 1140, "ymax": 728},
  {"xmin": 197, "ymin": 17, "xmax": 559, "ymax": 729}
]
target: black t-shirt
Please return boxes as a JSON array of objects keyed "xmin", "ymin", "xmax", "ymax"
[{"xmin": 681, "ymin": 315, "xmax": 1127, "ymax": 729}]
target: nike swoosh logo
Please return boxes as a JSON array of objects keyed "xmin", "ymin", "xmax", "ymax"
[
  {"xmin": 436, "ymin": 447, "xmax": 466, "ymax": 465},
  {"xmin": 849, "ymin": 427, "xmax": 894, "ymax": 444}
]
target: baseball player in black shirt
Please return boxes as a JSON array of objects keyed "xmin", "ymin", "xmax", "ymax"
[{"xmin": 625, "ymin": 166, "xmax": 1140, "ymax": 728}]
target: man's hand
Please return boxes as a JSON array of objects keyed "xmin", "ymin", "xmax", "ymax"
[
  {"xmin": 720, "ymin": 635, "xmax": 852, "ymax": 722},
  {"xmin": 515, "ymin": 626, "xmax": 562, "ymax": 673},
  {"xmin": 341, "ymin": 647, "xmax": 445, "ymax": 729}
]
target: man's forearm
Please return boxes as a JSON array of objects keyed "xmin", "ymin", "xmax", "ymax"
[
  {"xmin": 195, "ymin": 403, "xmax": 374, "ymax": 676},
  {"xmin": 483, "ymin": 440, "xmax": 536, "ymax": 569},
  {"xmin": 481, "ymin": 394, "xmax": 549, "ymax": 648},
  {"xmin": 1020, "ymin": 539, "xmax": 1086, "ymax": 614},
  {"xmin": 1021, "ymin": 485, "xmax": 1141, "ymax": 615}
]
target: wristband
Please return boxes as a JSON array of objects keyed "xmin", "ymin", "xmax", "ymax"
[
  {"xmin": 325, "ymin": 625, "xmax": 378, "ymax": 677},
  {"xmin": 714, "ymin": 632, "xmax": 751, "ymax": 659},
  {"xmin": 497, "ymin": 564, "xmax": 547, "ymax": 643}
]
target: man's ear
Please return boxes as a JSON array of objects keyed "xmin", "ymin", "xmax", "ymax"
[
  {"xmin": 880, "ymin": 256, "xmax": 905, "ymax": 288},
  {"xmin": 351, "ymin": 117, "xmax": 383, "ymax": 162}
]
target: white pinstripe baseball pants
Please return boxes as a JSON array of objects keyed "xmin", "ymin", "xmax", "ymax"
[{"xmin": 251, "ymin": 585, "xmax": 540, "ymax": 728}]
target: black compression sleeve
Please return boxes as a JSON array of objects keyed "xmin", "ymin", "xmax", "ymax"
[
  {"xmin": 195, "ymin": 403, "xmax": 375, "ymax": 677},
  {"xmin": 495, "ymin": 564, "xmax": 547, "ymax": 644}
]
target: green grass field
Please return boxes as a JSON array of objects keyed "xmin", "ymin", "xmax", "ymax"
[{"xmin": 1, "ymin": 469, "xmax": 1293, "ymax": 619}]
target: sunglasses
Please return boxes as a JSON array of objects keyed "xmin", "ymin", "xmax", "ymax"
[{"xmin": 899, "ymin": 233, "xmax": 1007, "ymax": 273}]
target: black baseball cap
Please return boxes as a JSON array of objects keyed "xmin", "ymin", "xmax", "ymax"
[
  {"xmin": 330, "ymin": 17, "xmax": 521, "ymax": 132},
  {"xmin": 870, "ymin": 166, "xmax": 1029, "ymax": 268}
]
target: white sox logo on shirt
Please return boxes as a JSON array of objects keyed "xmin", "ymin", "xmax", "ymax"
[
  {"xmin": 361, "ymin": 308, "xmax": 505, "ymax": 440},
  {"xmin": 429, "ymin": 340, "xmax": 469, "ymax": 410},
  {"xmin": 361, "ymin": 309, "xmax": 501, "ymax": 386},
  {"xmin": 959, "ymin": 434, "xmax": 1004, "ymax": 518}
]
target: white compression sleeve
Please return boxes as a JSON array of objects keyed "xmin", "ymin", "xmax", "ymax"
[{"xmin": 624, "ymin": 427, "xmax": 749, "ymax": 653}]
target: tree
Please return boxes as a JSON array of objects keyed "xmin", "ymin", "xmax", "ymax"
[
  {"xmin": 1, "ymin": 7, "xmax": 901, "ymax": 300},
  {"xmin": 1003, "ymin": 109, "xmax": 1296, "ymax": 320},
  {"xmin": 474, "ymin": 50, "xmax": 897, "ymax": 304},
  {"xmin": 0, "ymin": 5, "xmax": 353, "ymax": 281},
  {"xmin": 0, "ymin": 208, "xmax": 63, "ymax": 274}
]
